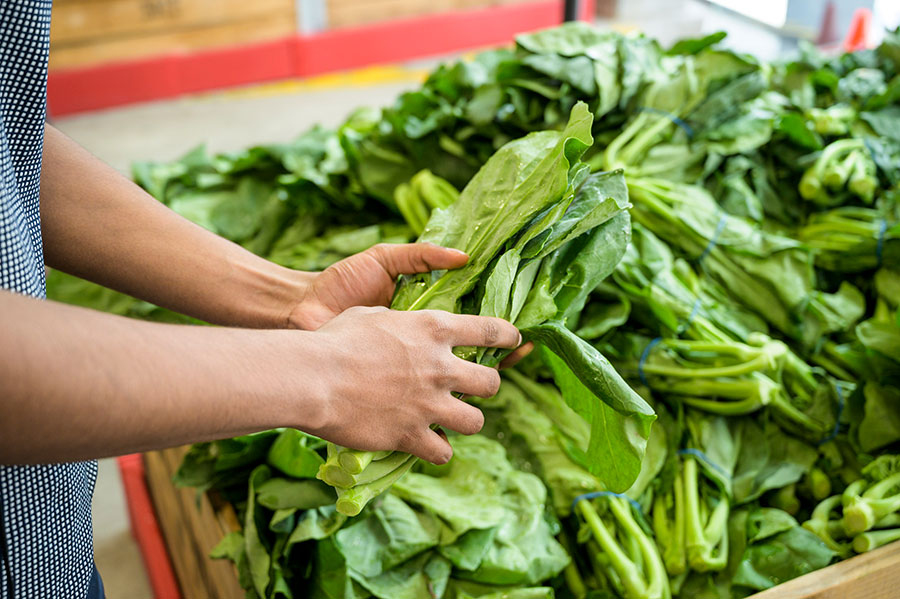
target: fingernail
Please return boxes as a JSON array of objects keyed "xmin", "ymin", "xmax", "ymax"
[
  {"xmin": 445, "ymin": 247, "xmax": 468, "ymax": 258},
  {"xmin": 517, "ymin": 330, "xmax": 523, "ymax": 345}
]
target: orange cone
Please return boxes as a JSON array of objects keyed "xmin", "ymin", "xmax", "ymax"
[{"xmin": 843, "ymin": 7, "xmax": 872, "ymax": 52}]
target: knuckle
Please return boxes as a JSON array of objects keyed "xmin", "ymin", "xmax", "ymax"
[
  {"xmin": 429, "ymin": 357, "xmax": 453, "ymax": 388},
  {"xmin": 424, "ymin": 310, "xmax": 452, "ymax": 341},
  {"xmin": 481, "ymin": 318, "xmax": 500, "ymax": 345},
  {"xmin": 395, "ymin": 428, "xmax": 421, "ymax": 454}
]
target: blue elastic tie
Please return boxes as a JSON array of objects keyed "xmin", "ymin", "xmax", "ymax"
[
  {"xmin": 636, "ymin": 106, "xmax": 694, "ymax": 138},
  {"xmin": 876, "ymin": 219, "xmax": 887, "ymax": 269},
  {"xmin": 676, "ymin": 298, "xmax": 703, "ymax": 336},
  {"xmin": 818, "ymin": 381, "xmax": 845, "ymax": 446},
  {"xmin": 678, "ymin": 448, "xmax": 730, "ymax": 479},
  {"xmin": 698, "ymin": 215, "xmax": 727, "ymax": 265},
  {"xmin": 572, "ymin": 490, "xmax": 643, "ymax": 514},
  {"xmin": 638, "ymin": 337, "xmax": 664, "ymax": 386}
]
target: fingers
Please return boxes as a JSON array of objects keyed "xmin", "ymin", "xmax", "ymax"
[
  {"xmin": 424, "ymin": 311, "xmax": 521, "ymax": 349},
  {"xmin": 369, "ymin": 243, "xmax": 468, "ymax": 278},
  {"xmin": 432, "ymin": 398, "xmax": 485, "ymax": 436},
  {"xmin": 499, "ymin": 341, "xmax": 534, "ymax": 369},
  {"xmin": 449, "ymin": 359, "xmax": 501, "ymax": 398},
  {"xmin": 401, "ymin": 428, "xmax": 454, "ymax": 465}
]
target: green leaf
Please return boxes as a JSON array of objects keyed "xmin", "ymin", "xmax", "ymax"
[
  {"xmin": 245, "ymin": 466, "xmax": 273, "ymax": 598},
  {"xmin": 335, "ymin": 494, "xmax": 441, "ymax": 577},
  {"xmin": 733, "ymin": 518, "xmax": 834, "ymax": 591},
  {"xmin": 732, "ymin": 420, "xmax": 818, "ymax": 504},
  {"xmin": 529, "ymin": 326, "xmax": 654, "ymax": 492},
  {"xmin": 256, "ymin": 478, "xmax": 336, "ymax": 510},
  {"xmin": 267, "ymin": 428, "xmax": 326, "ymax": 479},
  {"xmin": 857, "ymin": 381, "xmax": 900, "ymax": 453},
  {"xmin": 392, "ymin": 102, "xmax": 593, "ymax": 313},
  {"xmin": 667, "ymin": 31, "xmax": 727, "ymax": 55}
]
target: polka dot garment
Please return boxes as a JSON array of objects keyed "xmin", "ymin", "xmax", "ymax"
[{"xmin": 1, "ymin": 1, "xmax": 100, "ymax": 597}]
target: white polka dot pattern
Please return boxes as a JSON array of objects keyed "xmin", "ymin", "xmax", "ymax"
[{"xmin": 1, "ymin": 2, "xmax": 99, "ymax": 598}]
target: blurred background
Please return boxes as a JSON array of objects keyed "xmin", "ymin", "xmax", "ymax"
[{"xmin": 44, "ymin": 0, "xmax": 898, "ymax": 596}]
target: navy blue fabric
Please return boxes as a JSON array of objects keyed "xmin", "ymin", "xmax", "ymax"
[
  {"xmin": 0, "ymin": 1, "xmax": 100, "ymax": 597},
  {"xmin": 85, "ymin": 566, "xmax": 104, "ymax": 599}
]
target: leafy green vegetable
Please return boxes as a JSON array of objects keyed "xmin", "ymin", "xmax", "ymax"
[{"xmin": 48, "ymin": 21, "xmax": 900, "ymax": 599}]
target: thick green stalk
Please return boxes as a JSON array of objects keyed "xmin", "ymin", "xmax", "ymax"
[
  {"xmin": 641, "ymin": 352, "xmax": 774, "ymax": 379},
  {"xmin": 799, "ymin": 139, "xmax": 864, "ymax": 200},
  {"xmin": 803, "ymin": 495, "xmax": 852, "ymax": 556},
  {"xmin": 334, "ymin": 454, "xmax": 417, "ymax": 516},
  {"xmin": 577, "ymin": 500, "xmax": 648, "ymax": 599},
  {"xmin": 809, "ymin": 467, "xmax": 833, "ymax": 502},
  {"xmin": 337, "ymin": 448, "xmax": 392, "ymax": 474},
  {"xmin": 679, "ymin": 394, "xmax": 770, "ymax": 416},
  {"xmin": 843, "ymin": 473, "xmax": 900, "ymax": 534},
  {"xmin": 853, "ymin": 528, "xmax": 900, "ymax": 553},
  {"xmin": 683, "ymin": 457, "xmax": 728, "ymax": 572},
  {"xmin": 653, "ymin": 471, "xmax": 687, "ymax": 576},
  {"xmin": 321, "ymin": 451, "xmax": 413, "ymax": 489},
  {"xmin": 607, "ymin": 497, "xmax": 671, "ymax": 599}
]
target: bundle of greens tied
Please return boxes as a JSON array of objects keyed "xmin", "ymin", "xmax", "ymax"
[
  {"xmin": 316, "ymin": 102, "xmax": 655, "ymax": 517},
  {"xmin": 47, "ymin": 21, "xmax": 900, "ymax": 599}
]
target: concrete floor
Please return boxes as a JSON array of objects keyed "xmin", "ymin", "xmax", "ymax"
[{"xmin": 52, "ymin": 4, "xmax": 783, "ymax": 596}]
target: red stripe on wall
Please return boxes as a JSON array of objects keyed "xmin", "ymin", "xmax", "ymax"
[{"xmin": 47, "ymin": 0, "xmax": 596, "ymax": 116}]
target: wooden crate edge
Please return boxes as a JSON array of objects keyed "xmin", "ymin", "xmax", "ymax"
[{"xmin": 144, "ymin": 446, "xmax": 244, "ymax": 599}]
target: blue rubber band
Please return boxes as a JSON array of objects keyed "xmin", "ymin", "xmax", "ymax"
[
  {"xmin": 638, "ymin": 337, "xmax": 664, "ymax": 386},
  {"xmin": 698, "ymin": 215, "xmax": 727, "ymax": 265},
  {"xmin": 678, "ymin": 448, "xmax": 731, "ymax": 480},
  {"xmin": 817, "ymin": 381, "xmax": 845, "ymax": 446},
  {"xmin": 676, "ymin": 298, "xmax": 703, "ymax": 336},
  {"xmin": 636, "ymin": 106, "xmax": 695, "ymax": 138},
  {"xmin": 572, "ymin": 490, "xmax": 644, "ymax": 514},
  {"xmin": 876, "ymin": 219, "xmax": 887, "ymax": 269}
]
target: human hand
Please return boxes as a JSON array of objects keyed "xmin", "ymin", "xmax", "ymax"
[
  {"xmin": 287, "ymin": 242, "xmax": 533, "ymax": 365},
  {"xmin": 288, "ymin": 243, "xmax": 468, "ymax": 331},
  {"xmin": 306, "ymin": 306, "xmax": 522, "ymax": 464}
]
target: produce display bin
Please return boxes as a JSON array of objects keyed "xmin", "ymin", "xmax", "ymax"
[
  {"xmin": 131, "ymin": 445, "xmax": 900, "ymax": 599},
  {"xmin": 120, "ymin": 447, "xmax": 243, "ymax": 599}
]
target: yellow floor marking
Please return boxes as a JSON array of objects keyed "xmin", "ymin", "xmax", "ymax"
[{"xmin": 213, "ymin": 64, "xmax": 431, "ymax": 100}]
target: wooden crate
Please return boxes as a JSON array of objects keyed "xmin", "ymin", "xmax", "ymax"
[
  {"xmin": 144, "ymin": 446, "xmax": 244, "ymax": 599},
  {"xmin": 747, "ymin": 540, "xmax": 900, "ymax": 599},
  {"xmin": 325, "ymin": 0, "xmax": 536, "ymax": 30},
  {"xmin": 146, "ymin": 444, "xmax": 900, "ymax": 598},
  {"xmin": 49, "ymin": 0, "xmax": 296, "ymax": 70}
]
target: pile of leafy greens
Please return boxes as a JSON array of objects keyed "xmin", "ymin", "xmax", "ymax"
[{"xmin": 49, "ymin": 22, "xmax": 900, "ymax": 599}]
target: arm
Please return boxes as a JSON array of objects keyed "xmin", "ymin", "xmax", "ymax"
[
  {"xmin": 39, "ymin": 124, "xmax": 310, "ymax": 329},
  {"xmin": 0, "ymin": 290, "xmax": 519, "ymax": 465},
  {"xmin": 38, "ymin": 124, "xmax": 513, "ymax": 336}
]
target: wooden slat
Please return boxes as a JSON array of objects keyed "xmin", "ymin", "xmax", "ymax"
[
  {"xmin": 49, "ymin": 15, "xmax": 295, "ymax": 70},
  {"xmin": 747, "ymin": 541, "xmax": 900, "ymax": 599},
  {"xmin": 51, "ymin": 0, "xmax": 295, "ymax": 44},
  {"xmin": 327, "ymin": 0, "xmax": 532, "ymax": 28},
  {"xmin": 144, "ymin": 450, "xmax": 211, "ymax": 598},
  {"xmin": 144, "ymin": 447, "xmax": 244, "ymax": 599}
]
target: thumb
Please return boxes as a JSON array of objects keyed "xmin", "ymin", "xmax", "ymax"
[{"xmin": 369, "ymin": 243, "xmax": 468, "ymax": 278}]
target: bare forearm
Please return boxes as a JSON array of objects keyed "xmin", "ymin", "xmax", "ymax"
[
  {"xmin": 0, "ymin": 290, "xmax": 324, "ymax": 464},
  {"xmin": 39, "ymin": 124, "xmax": 311, "ymax": 328}
]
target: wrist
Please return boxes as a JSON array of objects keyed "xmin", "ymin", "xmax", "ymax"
[{"xmin": 233, "ymin": 257, "xmax": 315, "ymax": 329}]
